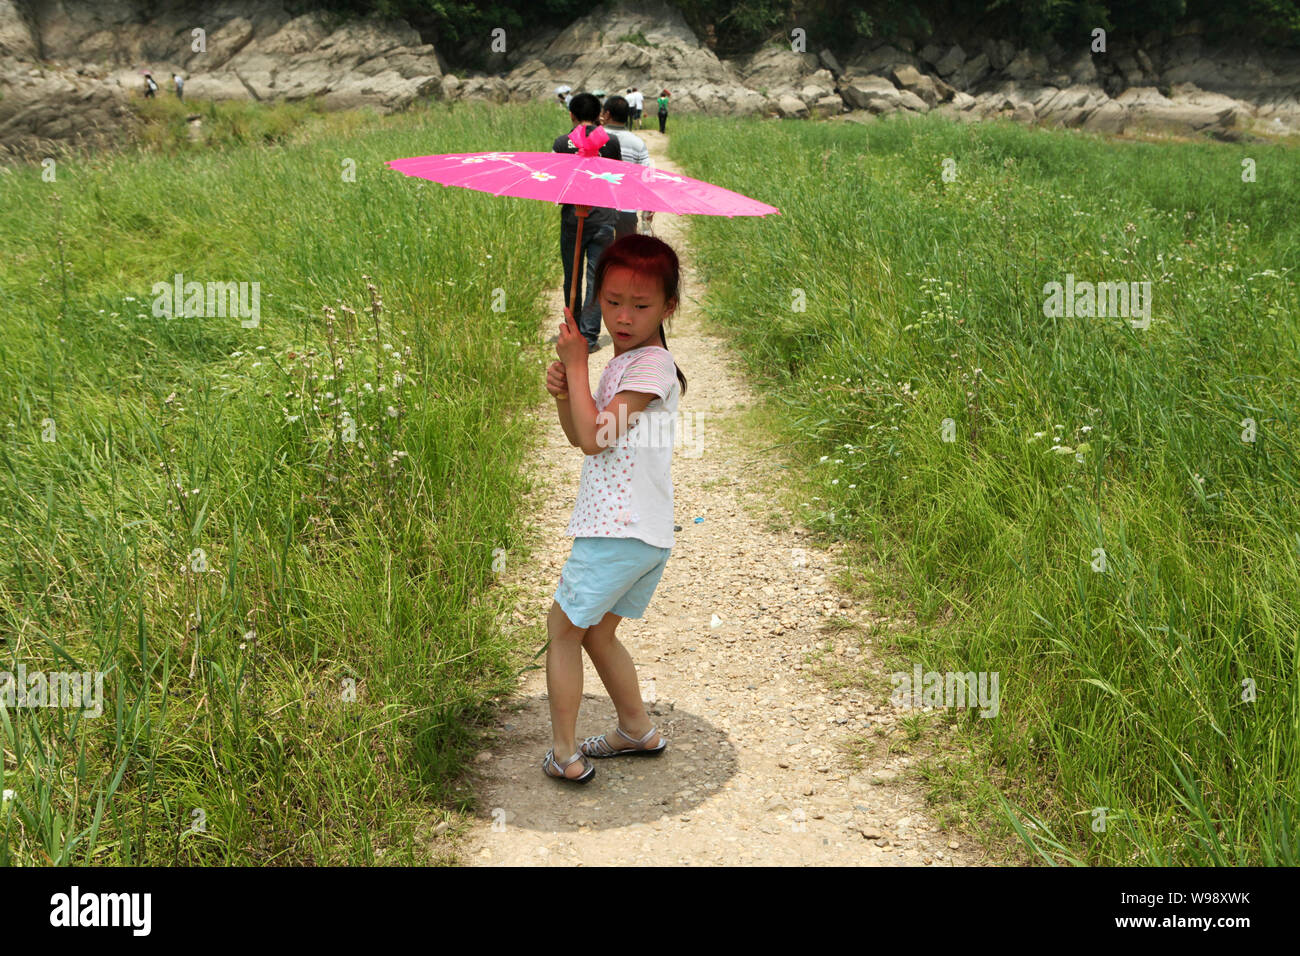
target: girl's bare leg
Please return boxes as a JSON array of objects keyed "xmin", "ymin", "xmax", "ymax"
[
  {"xmin": 582, "ymin": 612, "xmax": 661, "ymax": 748},
  {"xmin": 546, "ymin": 600, "xmax": 590, "ymax": 778}
]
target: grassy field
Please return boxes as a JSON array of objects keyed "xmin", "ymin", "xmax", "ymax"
[
  {"xmin": 5, "ymin": 93, "xmax": 1296, "ymax": 867},
  {"xmin": 671, "ymin": 113, "xmax": 1300, "ymax": 864},
  {"xmin": 0, "ymin": 100, "xmax": 568, "ymax": 864}
]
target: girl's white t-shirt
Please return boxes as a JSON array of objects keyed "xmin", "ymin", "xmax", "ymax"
[{"xmin": 566, "ymin": 345, "xmax": 679, "ymax": 548}]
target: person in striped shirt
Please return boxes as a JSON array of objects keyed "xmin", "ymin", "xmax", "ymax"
[{"xmin": 600, "ymin": 95, "xmax": 652, "ymax": 240}]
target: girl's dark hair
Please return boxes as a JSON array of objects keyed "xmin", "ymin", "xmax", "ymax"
[{"xmin": 593, "ymin": 234, "xmax": 687, "ymax": 397}]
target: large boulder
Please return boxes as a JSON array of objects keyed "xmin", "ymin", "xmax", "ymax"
[
  {"xmin": 917, "ymin": 42, "xmax": 944, "ymax": 70},
  {"xmin": 839, "ymin": 73, "xmax": 901, "ymax": 112},
  {"xmin": 982, "ymin": 38, "xmax": 1017, "ymax": 71},
  {"xmin": 737, "ymin": 45, "xmax": 820, "ymax": 90},
  {"xmin": 949, "ymin": 52, "xmax": 991, "ymax": 88},
  {"xmin": 1253, "ymin": 88, "xmax": 1300, "ymax": 134},
  {"xmin": 971, "ymin": 80, "xmax": 1040, "ymax": 119},
  {"xmin": 934, "ymin": 44, "xmax": 967, "ymax": 78},
  {"xmin": 501, "ymin": 0, "xmax": 779, "ymax": 116},
  {"xmin": 950, "ymin": 91, "xmax": 977, "ymax": 110},
  {"xmin": 811, "ymin": 93, "xmax": 844, "ymax": 117},
  {"xmin": 723, "ymin": 85, "xmax": 770, "ymax": 116},
  {"xmin": 838, "ymin": 71, "xmax": 931, "ymax": 114},
  {"xmin": 845, "ymin": 43, "xmax": 918, "ymax": 77},
  {"xmin": 1035, "ymin": 84, "xmax": 1111, "ymax": 126},
  {"xmin": 1112, "ymin": 52, "xmax": 1147, "ymax": 88},
  {"xmin": 675, "ymin": 81, "xmax": 767, "ymax": 117},
  {"xmin": 1169, "ymin": 82, "xmax": 1250, "ymax": 114},
  {"xmin": 1113, "ymin": 84, "xmax": 1239, "ymax": 136},
  {"xmin": 890, "ymin": 64, "xmax": 940, "ymax": 107},
  {"xmin": 795, "ymin": 68, "xmax": 836, "ymax": 104},
  {"xmin": 536, "ymin": 0, "xmax": 745, "ymax": 103},
  {"xmin": 896, "ymin": 88, "xmax": 930, "ymax": 112},
  {"xmin": 1005, "ymin": 49, "xmax": 1049, "ymax": 84},
  {"xmin": 1165, "ymin": 56, "xmax": 1253, "ymax": 90},
  {"xmin": 1063, "ymin": 49, "xmax": 1098, "ymax": 85},
  {"xmin": 1083, "ymin": 99, "xmax": 1128, "ymax": 134},
  {"xmin": 456, "ymin": 75, "xmax": 510, "ymax": 104},
  {"xmin": 774, "ymin": 93, "xmax": 808, "ymax": 118}
]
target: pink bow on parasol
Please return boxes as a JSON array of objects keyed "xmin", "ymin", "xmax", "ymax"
[
  {"xmin": 567, "ymin": 122, "xmax": 609, "ymax": 156},
  {"xmin": 387, "ymin": 125, "xmax": 779, "ymax": 394}
]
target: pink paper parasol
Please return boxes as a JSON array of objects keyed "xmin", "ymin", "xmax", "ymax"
[
  {"xmin": 388, "ymin": 124, "xmax": 778, "ymax": 396},
  {"xmin": 387, "ymin": 136, "xmax": 778, "ymax": 217}
]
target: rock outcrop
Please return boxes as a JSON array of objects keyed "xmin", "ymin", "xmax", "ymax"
[
  {"xmin": 0, "ymin": 0, "xmax": 444, "ymax": 157},
  {"xmin": 2, "ymin": 0, "xmax": 1298, "ymax": 159}
]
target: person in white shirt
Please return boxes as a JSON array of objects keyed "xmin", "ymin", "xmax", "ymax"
[
  {"xmin": 601, "ymin": 95, "xmax": 652, "ymax": 240},
  {"xmin": 626, "ymin": 87, "xmax": 644, "ymax": 129}
]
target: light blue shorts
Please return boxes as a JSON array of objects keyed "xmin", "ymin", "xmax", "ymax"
[{"xmin": 553, "ymin": 536, "xmax": 672, "ymax": 628}]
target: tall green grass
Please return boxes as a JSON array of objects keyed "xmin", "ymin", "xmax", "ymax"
[
  {"xmin": 129, "ymin": 94, "xmax": 337, "ymax": 153},
  {"xmin": 0, "ymin": 101, "xmax": 569, "ymax": 864},
  {"xmin": 672, "ymin": 114, "xmax": 1300, "ymax": 865}
]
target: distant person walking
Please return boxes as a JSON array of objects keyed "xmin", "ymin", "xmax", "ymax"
[
  {"xmin": 143, "ymin": 71, "xmax": 157, "ymax": 99},
  {"xmin": 553, "ymin": 92, "xmax": 623, "ymax": 352},
  {"xmin": 601, "ymin": 95, "xmax": 651, "ymax": 241},
  {"xmin": 173, "ymin": 73, "xmax": 184, "ymax": 100},
  {"xmin": 626, "ymin": 87, "xmax": 644, "ymax": 129},
  {"xmin": 656, "ymin": 88, "xmax": 670, "ymax": 134}
]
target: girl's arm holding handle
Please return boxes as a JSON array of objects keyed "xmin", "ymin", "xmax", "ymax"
[
  {"xmin": 554, "ymin": 307, "xmax": 654, "ymax": 456},
  {"xmin": 547, "ymin": 360, "xmax": 581, "ymax": 446}
]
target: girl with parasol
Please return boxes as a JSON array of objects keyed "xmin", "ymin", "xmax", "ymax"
[{"xmin": 541, "ymin": 234, "xmax": 689, "ymax": 781}]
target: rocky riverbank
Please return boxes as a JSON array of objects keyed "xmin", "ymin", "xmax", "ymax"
[{"xmin": 2, "ymin": 0, "xmax": 1297, "ymax": 159}]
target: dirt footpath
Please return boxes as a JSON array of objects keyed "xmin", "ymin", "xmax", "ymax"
[{"xmin": 454, "ymin": 128, "xmax": 989, "ymax": 866}]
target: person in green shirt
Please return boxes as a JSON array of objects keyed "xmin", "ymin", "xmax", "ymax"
[{"xmin": 656, "ymin": 89, "xmax": 670, "ymax": 134}]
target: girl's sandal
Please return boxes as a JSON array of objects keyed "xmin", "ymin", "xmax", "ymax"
[
  {"xmin": 580, "ymin": 725, "xmax": 668, "ymax": 758},
  {"xmin": 542, "ymin": 748, "xmax": 596, "ymax": 783}
]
